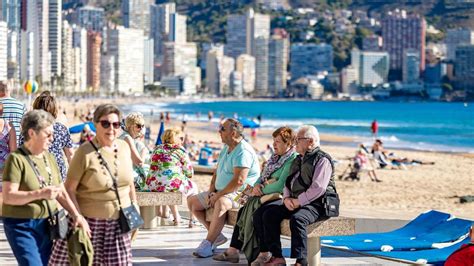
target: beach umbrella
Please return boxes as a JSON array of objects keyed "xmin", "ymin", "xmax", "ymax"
[
  {"xmin": 69, "ymin": 121, "xmax": 96, "ymax": 134},
  {"xmin": 155, "ymin": 121, "xmax": 164, "ymax": 146},
  {"xmin": 238, "ymin": 117, "xmax": 260, "ymax": 129},
  {"xmin": 23, "ymin": 80, "xmax": 39, "ymax": 108}
]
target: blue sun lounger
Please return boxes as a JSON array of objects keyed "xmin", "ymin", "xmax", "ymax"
[
  {"xmin": 368, "ymin": 237, "xmax": 471, "ymax": 265},
  {"xmin": 321, "ymin": 210, "xmax": 472, "ymax": 251}
]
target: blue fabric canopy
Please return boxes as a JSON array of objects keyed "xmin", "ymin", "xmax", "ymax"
[
  {"xmin": 155, "ymin": 121, "xmax": 164, "ymax": 146},
  {"xmin": 69, "ymin": 122, "xmax": 96, "ymax": 134},
  {"xmin": 238, "ymin": 117, "xmax": 260, "ymax": 128}
]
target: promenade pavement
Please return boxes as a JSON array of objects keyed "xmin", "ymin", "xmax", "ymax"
[{"xmin": 0, "ymin": 218, "xmax": 406, "ymax": 265}]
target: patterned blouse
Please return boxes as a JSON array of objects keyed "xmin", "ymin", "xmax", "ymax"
[
  {"xmin": 146, "ymin": 143, "xmax": 194, "ymax": 194},
  {"xmin": 19, "ymin": 122, "xmax": 73, "ymax": 180},
  {"xmin": 0, "ymin": 119, "xmax": 12, "ymax": 173}
]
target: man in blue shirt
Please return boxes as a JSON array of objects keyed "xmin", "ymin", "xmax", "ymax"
[
  {"xmin": 0, "ymin": 81, "xmax": 26, "ymax": 145},
  {"xmin": 189, "ymin": 118, "xmax": 260, "ymax": 258}
]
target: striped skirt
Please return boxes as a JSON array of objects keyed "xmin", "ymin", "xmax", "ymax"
[{"xmin": 49, "ymin": 217, "xmax": 132, "ymax": 265}]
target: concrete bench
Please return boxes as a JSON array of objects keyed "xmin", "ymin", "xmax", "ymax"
[
  {"xmin": 206, "ymin": 208, "xmax": 355, "ymax": 266},
  {"xmin": 137, "ymin": 192, "xmax": 183, "ymax": 229}
]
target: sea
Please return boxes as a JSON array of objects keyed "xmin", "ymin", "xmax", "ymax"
[{"xmin": 122, "ymin": 100, "xmax": 474, "ymax": 154}]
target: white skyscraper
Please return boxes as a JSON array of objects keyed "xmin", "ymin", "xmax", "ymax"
[
  {"xmin": 49, "ymin": 0, "xmax": 62, "ymax": 78},
  {"xmin": 143, "ymin": 37, "xmax": 154, "ymax": 85},
  {"xmin": 162, "ymin": 42, "xmax": 198, "ymax": 95},
  {"xmin": 0, "ymin": 21, "xmax": 7, "ymax": 80},
  {"xmin": 206, "ymin": 48, "xmax": 235, "ymax": 96},
  {"xmin": 72, "ymin": 25, "xmax": 87, "ymax": 92},
  {"xmin": 100, "ymin": 54, "xmax": 115, "ymax": 93},
  {"xmin": 268, "ymin": 30, "xmax": 289, "ymax": 96},
  {"xmin": 170, "ymin": 13, "xmax": 186, "ymax": 44},
  {"xmin": 108, "ymin": 27, "xmax": 144, "ymax": 94},
  {"xmin": 235, "ymin": 54, "xmax": 255, "ymax": 95},
  {"xmin": 61, "ymin": 20, "xmax": 74, "ymax": 91},
  {"xmin": 351, "ymin": 49, "xmax": 389, "ymax": 86},
  {"xmin": 19, "ymin": 30, "xmax": 34, "ymax": 81},
  {"xmin": 122, "ymin": 0, "xmax": 154, "ymax": 36},
  {"xmin": 7, "ymin": 29, "xmax": 18, "ymax": 79}
]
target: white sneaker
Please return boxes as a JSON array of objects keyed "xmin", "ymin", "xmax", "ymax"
[{"xmin": 192, "ymin": 239, "xmax": 213, "ymax": 258}]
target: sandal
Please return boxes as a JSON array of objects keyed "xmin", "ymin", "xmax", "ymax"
[
  {"xmin": 188, "ymin": 219, "xmax": 197, "ymax": 228},
  {"xmin": 173, "ymin": 219, "xmax": 181, "ymax": 226}
]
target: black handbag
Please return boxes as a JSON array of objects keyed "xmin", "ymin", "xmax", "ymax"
[
  {"xmin": 89, "ymin": 141, "xmax": 144, "ymax": 234},
  {"xmin": 323, "ymin": 190, "xmax": 340, "ymax": 217},
  {"xmin": 19, "ymin": 148, "xmax": 69, "ymax": 240}
]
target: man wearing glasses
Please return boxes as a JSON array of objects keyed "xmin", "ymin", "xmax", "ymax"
[
  {"xmin": 254, "ymin": 125, "xmax": 337, "ymax": 266},
  {"xmin": 189, "ymin": 118, "xmax": 260, "ymax": 258}
]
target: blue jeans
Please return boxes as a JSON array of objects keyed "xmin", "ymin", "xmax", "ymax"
[{"xmin": 3, "ymin": 217, "xmax": 52, "ymax": 266}]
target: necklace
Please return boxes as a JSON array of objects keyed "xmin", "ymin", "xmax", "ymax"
[
  {"xmin": 93, "ymin": 140, "xmax": 119, "ymax": 188},
  {"xmin": 31, "ymin": 154, "xmax": 53, "ymax": 188}
]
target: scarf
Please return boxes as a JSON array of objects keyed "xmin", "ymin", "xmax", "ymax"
[{"xmin": 260, "ymin": 148, "xmax": 295, "ymax": 183}]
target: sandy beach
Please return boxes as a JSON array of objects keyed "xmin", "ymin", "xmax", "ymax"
[{"xmin": 58, "ymin": 97, "xmax": 474, "ymax": 221}]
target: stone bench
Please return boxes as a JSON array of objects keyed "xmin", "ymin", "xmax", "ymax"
[
  {"xmin": 137, "ymin": 192, "xmax": 183, "ymax": 229},
  {"xmin": 206, "ymin": 208, "xmax": 355, "ymax": 266}
]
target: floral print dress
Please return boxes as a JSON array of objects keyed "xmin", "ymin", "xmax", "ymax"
[{"xmin": 146, "ymin": 143, "xmax": 195, "ymax": 195}]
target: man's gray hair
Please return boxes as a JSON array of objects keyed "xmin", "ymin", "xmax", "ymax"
[
  {"xmin": 225, "ymin": 118, "xmax": 244, "ymax": 136},
  {"xmin": 297, "ymin": 125, "xmax": 320, "ymax": 147}
]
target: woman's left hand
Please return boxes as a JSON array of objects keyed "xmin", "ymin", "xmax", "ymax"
[
  {"xmin": 75, "ymin": 216, "xmax": 92, "ymax": 238},
  {"xmin": 251, "ymin": 184, "xmax": 263, "ymax": 197}
]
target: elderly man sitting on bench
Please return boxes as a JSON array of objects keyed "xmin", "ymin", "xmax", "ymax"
[
  {"xmin": 253, "ymin": 125, "xmax": 337, "ymax": 266},
  {"xmin": 188, "ymin": 118, "xmax": 260, "ymax": 258}
]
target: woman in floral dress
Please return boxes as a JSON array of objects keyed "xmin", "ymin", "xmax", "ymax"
[{"xmin": 146, "ymin": 127, "xmax": 197, "ymax": 226}]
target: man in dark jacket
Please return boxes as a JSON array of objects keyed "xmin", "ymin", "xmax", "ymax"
[{"xmin": 252, "ymin": 125, "xmax": 336, "ymax": 266}]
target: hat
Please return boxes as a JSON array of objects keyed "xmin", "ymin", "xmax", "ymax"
[{"xmin": 68, "ymin": 227, "xmax": 94, "ymax": 266}]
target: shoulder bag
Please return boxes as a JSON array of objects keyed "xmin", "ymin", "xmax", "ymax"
[
  {"xmin": 89, "ymin": 141, "xmax": 144, "ymax": 234},
  {"xmin": 19, "ymin": 148, "xmax": 69, "ymax": 240}
]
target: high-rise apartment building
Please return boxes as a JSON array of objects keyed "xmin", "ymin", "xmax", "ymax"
[
  {"xmin": 78, "ymin": 6, "xmax": 104, "ymax": 33},
  {"xmin": 143, "ymin": 37, "xmax": 154, "ymax": 85},
  {"xmin": 454, "ymin": 45, "xmax": 474, "ymax": 91},
  {"xmin": 170, "ymin": 13, "xmax": 186, "ymax": 43},
  {"xmin": 122, "ymin": 0, "xmax": 154, "ymax": 36},
  {"xmin": 7, "ymin": 30, "xmax": 18, "ymax": 79},
  {"xmin": 49, "ymin": 0, "xmax": 62, "ymax": 78},
  {"xmin": 446, "ymin": 28, "xmax": 474, "ymax": 60},
  {"xmin": 290, "ymin": 43, "xmax": 333, "ymax": 81},
  {"xmin": 87, "ymin": 31, "xmax": 101, "ymax": 91},
  {"xmin": 340, "ymin": 66, "xmax": 359, "ymax": 94},
  {"xmin": 0, "ymin": 21, "xmax": 7, "ymax": 80},
  {"xmin": 225, "ymin": 13, "xmax": 250, "ymax": 59},
  {"xmin": 150, "ymin": 2, "xmax": 175, "ymax": 79},
  {"xmin": 206, "ymin": 48, "xmax": 235, "ymax": 96},
  {"xmin": 268, "ymin": 29, "xmax": 289, "ymax": 96},
  {"xmin": 403, "ymin": 49, "xmax": 420, "ymax": 83},
  {"xmin": 351, "ymin": 49, "xmax": 389, "ymax": 86},
  {"xmin": 61, "ymin": 20, "xmax": 74, "ymax": 90},
  {"xmin": 72, "ymin": 25, "xmax": 87, "ymax": 91},
  {"xmin": 381, "ymin": 10, "xmax": 426, "ymax": 73},
  {"xmin": 19, "ymin": 30, "xmax": 34, "ymax": 80},
  {"xmin": 1, "ymin": 0, "xmax": 21, "ymax": 32},
  {"xmin": 108, "ymin": 27, "xmax": 144, "ymax": 94},
  {"xmin": 162, "ymin": 42, "xmax": 197, "ymax": 95},
  {"xmin": 235, "ymin": 54, "xmax": 255, "ymax": 95}
]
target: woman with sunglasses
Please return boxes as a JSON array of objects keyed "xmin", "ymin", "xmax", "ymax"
[
  {"xmin": 49, "ymin": 104, "xmax": 137, "ymax": 265},
  {"xmin": 146, "ymin": 127, "xmax": 197, "ymax": 227},
  {"xmin": 119, "ymin": 112, "xmax": 150, "ymax": 190}
]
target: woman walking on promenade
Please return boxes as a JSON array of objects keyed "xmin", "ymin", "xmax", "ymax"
[
  {"xmin": 2, "ymin": 110, "xmax": 88, "ymax": 265},
  {"xmin": 49, "ymin": 104, "xmax": 137, "ymax": 265},
  {"xmin": 19, "ymin": 92, "xmax": 74, "ymax": 180},
  {"xmin": 146, "ymin": 127, "xmax": 197, "ymax": 226},
  {"xmin": 213, "ymin": 126, "xmax": 297, "ymax": 264}
]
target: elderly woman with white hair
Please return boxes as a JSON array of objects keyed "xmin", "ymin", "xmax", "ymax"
[
  {"xmin": 251, "ymin": 125, "xmax": 338, "ymax": 266},
  {"xmin": 119, "ymin": 112, "xmax": 150, "ymax": 189}
]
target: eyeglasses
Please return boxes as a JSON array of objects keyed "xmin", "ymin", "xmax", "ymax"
[
  {"xmin": 136, "ymin": 124, "xmax": 144, "ymax": 129},
  {"xmin": 180, "ymin": 136, "xmax": 184, "ymax": 141},
  {"xmin": 99, "ymin": 120, "xmax": 121, "ymax": 129},
  {"xmin": 296, "ymin": 137, "xmax": 310, "ymax": 143},
  {"xmin": 218, "ymin": 125, "xmax": 226, "ymax": 132}
]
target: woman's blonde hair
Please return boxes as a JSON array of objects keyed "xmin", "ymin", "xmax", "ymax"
[
  {"xmin": 124, "ymin": 112, "xmax": 145, "ymax": 132},
  {"xmin": 162, "ymin": 127, "xmax": 182, "ymax": 144}
]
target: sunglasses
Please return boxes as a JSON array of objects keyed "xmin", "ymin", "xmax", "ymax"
[
  {"xmin": 99, "ymin": 120, "xmax": 121, "ymax": 129},
  {"xmin": 136, "ymin": 124, "xmax": 145, "ymax": 129},
  {"xmin": 219, "ymin": 125, "xmax": 225, "ymax": 132}
]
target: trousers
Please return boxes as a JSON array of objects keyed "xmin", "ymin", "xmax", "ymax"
[{"xmin": 3, "ymin": 217, "xmax": 52, "ymax": 266}]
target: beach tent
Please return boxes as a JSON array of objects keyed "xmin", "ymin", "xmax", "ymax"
[
  {"xmin": 238, "ymin": 117, "xmax": 260, "ymax": 128},
  {"xmin": 155, "ymin": 121, "xmax": 164, "ymax": 146},
  {"xmin": 69, "ymin": 122, "xmax": 96, "ymax": 134}
]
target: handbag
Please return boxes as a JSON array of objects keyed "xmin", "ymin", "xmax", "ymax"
[
  {"xmin": 89, "ymin": 141, "xmax": 144, "ymax": 234},
  {"xmin": 322, "ymin": 191, "xmax": 340, "ymax": 217},
  {"xmin": 260, "ymin": 193, "xmax": 282, "ymax": 204},
  {"xmin": 19, "ymin": 147, "xmax": 69, "ymax": 240}
]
